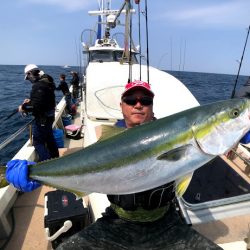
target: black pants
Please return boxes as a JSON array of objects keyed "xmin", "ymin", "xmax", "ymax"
[
  {"xmin": 57, "ymin": 205, "xmax": 222, "ymax": 250},
  {"xmin": 72, "ymin": 86, "xmax": 79, "ymax": 99},
  {"xmin": 32, "ymin": 116, "xmax": 59, "ymax": 161},
  {"xmin": 65, "ymin": 93, "xmax": 72, "ymax": 114}
]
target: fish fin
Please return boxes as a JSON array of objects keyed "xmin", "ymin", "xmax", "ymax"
[
  {"xmin": 175, "ymin": 173, "xmax": 193, "ymax": 197},
  {"xmin": 58, "ymin": 188, "xmax": 88, "ymax": 199},
  {"xmin": 41, "ymin": 181, "xmax": 88, "ymax": 198},
  {"xmin": 157, "ymin": 145, "xmax": 192, "ymax": 161},
  {"xmin": 75, "ymin": 192, "xmax": 89, "ymax": 200},
  {"xmin": 74, "ymin": 191, "xmax": 89, "ymax": 199},
  {"xmin": 99, "ymin": 125, "xmax": 126, "ymax": 141},
  {"xmin": 0, "ymin": 166, "xmax": 8, "ymax": 188}
]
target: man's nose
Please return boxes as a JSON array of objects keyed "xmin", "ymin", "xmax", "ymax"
[{"xmin": 134, "ymin": 101, "xmax": 143, "ymax": 108}]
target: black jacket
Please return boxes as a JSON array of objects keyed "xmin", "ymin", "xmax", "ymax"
[
  {"xmin": 56, "ymin": 80, "xmax": 70, "ymax": 95},
  {"xmin": 30, "ymin": 74, "xmax": 56, "ymax": 117},
  {"xmin": 70, "ymin": 75, "xmax": 79, "ymax": 87}
]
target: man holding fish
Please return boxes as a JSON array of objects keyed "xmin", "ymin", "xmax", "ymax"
[{"xmin": 3, "ymin": 80, "xmax": 226, "ymax": 249}]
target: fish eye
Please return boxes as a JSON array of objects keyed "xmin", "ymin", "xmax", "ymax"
[{"xmin": 229, "ymin": 108, "xmax": 240, "ymax": 118}]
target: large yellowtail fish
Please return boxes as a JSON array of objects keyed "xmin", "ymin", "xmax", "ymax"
[{"xmin": 0, "ymin": 98, "xmax": 250, "ymax": 196}]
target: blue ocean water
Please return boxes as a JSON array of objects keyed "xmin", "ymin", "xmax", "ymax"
[
  {"xmin": 0, "ymin": 65, "xmax": 248, "ymax": 165},
  {"xmin": 168, "ymin": 70, "xmax": 248, "ymax": 104}
]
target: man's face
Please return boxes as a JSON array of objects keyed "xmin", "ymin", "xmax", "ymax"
[
  {"xmin": 26, "ymin": 70, "xmax": 40, "ymax": 83},
  {"xmin": 120, "ymin": 89, "xmax": 154, "ymax": 128}
]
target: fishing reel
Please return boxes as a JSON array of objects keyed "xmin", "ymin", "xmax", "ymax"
[{"xmin": 22, "ymin": 103, "xmax": 33, "ymax": 113}]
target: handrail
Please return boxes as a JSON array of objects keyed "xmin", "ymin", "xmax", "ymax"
[
  {"xmin": 231, "ymin": 147, "xmax": 250, "ymax": 167},
  {"xmin": 0, "ymin": 119, "xmax": 34, "ymax": 151}
]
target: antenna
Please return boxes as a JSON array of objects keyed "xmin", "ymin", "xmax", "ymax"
[{"xmin": 182, "ymin": 40, "xmax": 186, "ymax": 71}]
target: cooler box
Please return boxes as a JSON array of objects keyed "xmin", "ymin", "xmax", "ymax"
[{"xmin": 44, "ymin": 190, "xmax": 89, "ymax": 249}]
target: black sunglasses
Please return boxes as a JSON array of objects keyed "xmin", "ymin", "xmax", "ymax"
[
  {"xmin": 122, "ymin": 96, "xmax": 153, "ymax": 106},
  {"xmin": 27, "ymin": 69, "xmax": 39, "ymax": 76}
]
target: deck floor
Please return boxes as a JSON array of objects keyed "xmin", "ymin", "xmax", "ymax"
[{"xmin": 3, "ymin": 186, "xmax": 55, "ymax": 250}]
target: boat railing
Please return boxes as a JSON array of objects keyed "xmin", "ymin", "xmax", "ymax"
[
  {"xmin": 54, "ymin": 95, "xmax": 67, "ymax": 129},
  {"xmin": 181, "ymin": 195, "xmax": 250, "ymax": 225},
  {"xmin": 81, "ymin": 29, "xmax": 97, "ymax": 50},
  {"xmin": 179, "ymin": 183, "xmax": 250, "ymax": 225}
]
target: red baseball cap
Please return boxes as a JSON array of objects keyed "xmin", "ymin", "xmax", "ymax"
[{"xmin": 122, "ymin": 80, "xmax": 154, "ymax": 97}]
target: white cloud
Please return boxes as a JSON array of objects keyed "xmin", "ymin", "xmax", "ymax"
[{"xmin": 22, "ymin": 0, "xmax": 94, "ymax": 12}]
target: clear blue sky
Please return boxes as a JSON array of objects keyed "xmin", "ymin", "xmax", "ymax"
[{"xmin": 1, "ymin": 0, "xmax": 250, "ymax": 75}]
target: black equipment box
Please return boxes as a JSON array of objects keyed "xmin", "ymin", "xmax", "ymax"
[{"xmin": 44, "ymin": 190, "xmax": 89, "ymax": 249}]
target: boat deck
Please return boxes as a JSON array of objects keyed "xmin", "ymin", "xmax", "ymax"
[{"xmin": 0, "ymin": 107, "xmax": 85, "ymax": 250}]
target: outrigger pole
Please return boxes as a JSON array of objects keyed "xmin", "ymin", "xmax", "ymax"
[
  {"xmin": 231, "ymin": 25, "xmax": 250, "ymax": 98},
  {"xmin": 136, "ymin": 1, "xmax": 142, "ymax": 80},
  {"xmin": 144, "ymin": 0, "xmax": 150, "ymax": 83}
]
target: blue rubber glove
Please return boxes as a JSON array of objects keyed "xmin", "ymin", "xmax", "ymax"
[
  {"xmin": 6, "ymin": 159, "xmax": 41, "ymax": 192},
  {"xmin": 240, "ymin": 130, "xmax": 250, "ymax": 144}
]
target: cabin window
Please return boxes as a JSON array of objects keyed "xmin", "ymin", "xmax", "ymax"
[
  {"xmin": 90, "ymin": 51, "xmax": 113, "ymax": 62},
  {"xmin": 115, "ymin": 51, "xmax": 138, "ymax": 63},
  {"xmin": 89, "ymin": 50, "xmax": 139, "ymax": 63}
]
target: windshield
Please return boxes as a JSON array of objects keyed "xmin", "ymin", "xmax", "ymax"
[
  {"xmin": 90, "ymin": 51, "xmax": 113, "ymax": 62},
  {"xmin": 89, "ymin": 50, "xmax": 138, "ymax": 63}
]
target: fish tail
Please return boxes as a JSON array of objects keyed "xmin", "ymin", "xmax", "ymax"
[{"xmin": 0, "ymin": 166, "xmax": 8, "ymax": 188}]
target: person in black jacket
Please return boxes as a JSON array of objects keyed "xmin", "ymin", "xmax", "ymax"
[
  {"xmin": 19, "ymin": 64, "xmax": 59, "ymax": 161},
  {"xmin": 70, "ymin": 71, "xmax": 80, "ymax": 100},
  {"xmin": 56, "ymin": 74, "xmax": 72, "ymax": 115}
]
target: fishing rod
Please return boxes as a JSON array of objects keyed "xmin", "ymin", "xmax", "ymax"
[
  {"xmin": 145, "ymin": 0, "xmax": 150, "ymax": 83},
  {"xmin": 0, "ymin": 118, "xmax": 34, "ymax": 151},
  {"xmin": 0, "ymin": 108, "xmax": 18, "ymax": 123},
  {"xmin": 231, "ymin": 25, "xmax": 250, "ymax": 98},
  {"xmin": 136, "ymin": 1, "xmax": 142, "ymax": 80}
]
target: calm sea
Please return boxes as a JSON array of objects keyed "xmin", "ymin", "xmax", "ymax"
[{"xmin": 0, "ymin": 65, "xmax": 248, "ymax": 165}]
